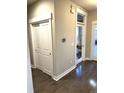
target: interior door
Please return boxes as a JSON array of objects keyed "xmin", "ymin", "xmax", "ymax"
[
  {"xmin": 76, "ymin": 24, "xmax": 85, "ymax": 62},
  {"xmin": 31, "ymin": 19, "xmax": 53, "ymax": 76},
  {"xmin": 31, "ymin": 23, "xmax": 40, "ymax": 68},
  {"xmin": 38, "ymin": 20, "xmax": 53, "ymax": 75}
]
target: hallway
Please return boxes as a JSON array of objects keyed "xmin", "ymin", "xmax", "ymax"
[{"xmin": 32, "ymin": 61, "xmax": 97, "ymax": 93}]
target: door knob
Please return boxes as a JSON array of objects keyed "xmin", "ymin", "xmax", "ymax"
[
  {"xmin": 49, "ymin": 53, "xmax": 51, "ymax": 55},
  {"xmin": 95, "ymin": 40, "xmax": 97, "ymax": 45}
]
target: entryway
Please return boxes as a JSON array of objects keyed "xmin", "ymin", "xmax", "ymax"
[{"xmin": 75, "ymin": 8, "xmax": 87, "ymax": 65}]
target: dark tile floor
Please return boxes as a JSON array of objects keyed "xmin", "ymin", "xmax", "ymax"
[{"xmin": 32, "ymin": 61, "xmax": 97, "ymax": 93}]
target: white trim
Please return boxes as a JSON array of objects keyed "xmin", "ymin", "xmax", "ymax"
[
  {"xmin": 84, "ymin": 57, "xmax": 91, "ymax": 60},
  {"xmin": 52, "ymin": 65, "xmax": 76, "ymax": 81},
  {"xmin": 90, "ymin": 21, "xmax": 97, "ymax": 60},
  {"xmin": 77, "ymin": 8, "xmax": 87, "ymax": 16},
  {"xmin": 84, "ymin": 57, "xmax": 97, "ymax": 61},
  {"xmin": 77, "ymin": 57, "xmax": 97, "ymax": 61},
  {"xmin": 76, "ymin": 57, "xmax": 93, "ymax": 64},
  {"xmin": 92, "ymin": 59, "xmax": 97, "ymax": 61},
  {"xmin": 28, "ymin": 12, "xmax": 52, "ymax": 23}
]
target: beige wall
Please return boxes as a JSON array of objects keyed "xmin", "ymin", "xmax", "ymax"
[
  {"xmin": 86, "ymin": 10, "xmax": 97, "ymax": 58},
  {"xmin": 54, "ymin": 0, "xmax": 86, "ymax": 76},
  {"xmin": 54, "ymin": 0, "xmax": 75, "ymax": 76},
  {"xmin": 28, "ymin": 0, "xmax": 54, "ymax": 19}
]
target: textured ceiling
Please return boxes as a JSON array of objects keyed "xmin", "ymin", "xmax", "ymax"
[{"xmin": 71, "ymin": 0, "xmax": 97, "ymax": 11}]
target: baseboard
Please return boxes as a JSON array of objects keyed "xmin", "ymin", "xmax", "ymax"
[
  {"xmin": 84, "ymin": 57, "xmax": 97, "ymax": 61},
  {"xmin": 92, "ymin": 59, "xmax": 97, "ymax": 61},
  {"xmin": 84, "ymin": 57, "xmax": 91, "ymax": 60},
  {"xmin": 77, "ymin": 57, "xmax": 91, "ymax": 64},
  {"xmin": 52, "ymin": 65, "xmax": 76, "ymax": 81}
]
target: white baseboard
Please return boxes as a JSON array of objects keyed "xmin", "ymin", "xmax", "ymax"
[
  {"xmin": 77, "ymin": 57, "xmax": 91, "ymax": 61},
  {"xmin": 52, "ymin": 65, "xmax": 76, "ymax": 81},
  {"xmin": 84, "ymin": 57, "xmax": 97, "ymax": 61},
  {"xmin": 91, "ymin": 59, "xmax": 97, "ymax": 61},
  {"xmin": 84, "ymin": 57, "xmax": 91, "ymax": 60},
  {"xmin": 76, "ymin": 57, "xmax": 91, "ymax": 64}
]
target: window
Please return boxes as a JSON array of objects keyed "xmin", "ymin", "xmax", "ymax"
[{"xmin": 77, "ymin": 13, "xmax": 84, "ymax": 23}]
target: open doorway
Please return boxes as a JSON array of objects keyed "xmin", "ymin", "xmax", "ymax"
[{"xmin": 75, "ymin": 8, "xmax": 87, "ymax": 65}]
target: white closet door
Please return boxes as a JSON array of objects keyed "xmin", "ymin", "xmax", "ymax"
[
  {"xmin": 31, "ymin": 23, "xmax": 40, "ymax": 68},
  {"xmin": 38, "ymin": 21, "xmax": 52, "ymax": 75},
  {"xmin": 31, "ymin": 20, "xmax": 53, "ymax": 76}
]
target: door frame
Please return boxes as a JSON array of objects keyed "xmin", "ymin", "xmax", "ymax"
[
  {"xmin": 75, "ymin": 24, "xmax": 85, "ymax": 64},
  {"xmin": 75, "ymin": 8, "xmax": 87, "ymax": 65},
  {"xmin": 90, "ymin": 21, "xmax": 97, "ymax": 60},
  {"xmin": 28, "ymin": 13, "xmax": 54, "ymax": 77}
]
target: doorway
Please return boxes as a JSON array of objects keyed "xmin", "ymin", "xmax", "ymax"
[
  {"xmin": 75, "ymin": 8, "xmax": 87, "ymax": 65},
  {"xmin": 76, "ymin": 24, "xmax": 85, "ymax": 64},
  {"xmin": 91, "ymin": 21, "xmax": 97, "ymax": 60},
  {"xmin": 29, "ymin": 18, "xmax": 53, "ymax": 76}
]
